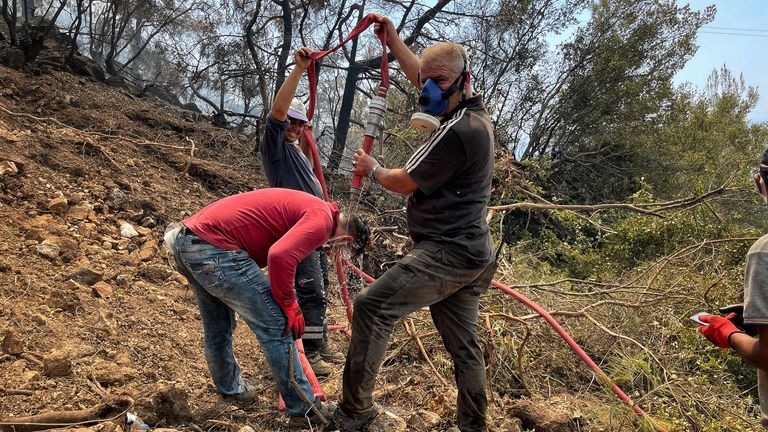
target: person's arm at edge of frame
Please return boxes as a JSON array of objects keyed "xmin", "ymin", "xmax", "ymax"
[
  {"xmin": 271, "ymin": 47, "xmax": 312, "ymax": 122},
  {"xmin": 375, "ymin": 16, "xmax": 420, "ymax": 88},
  {"xmin": 708, "ymin": 173, "xmax": 768, "ymax": 370},
  {"xmin": 730, "ymin": 327, "xmax": 768, "ymax": 370}
]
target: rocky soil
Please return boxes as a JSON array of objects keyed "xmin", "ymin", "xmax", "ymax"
[{"xmin": 0, "ymin": 63, "xmax": 588, "ymax": 432}]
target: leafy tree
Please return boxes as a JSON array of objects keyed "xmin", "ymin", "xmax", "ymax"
[
  {"xmin": 642, "ymin": 66, "xmax": 768, "ymax": 199},
  {"xmin": 529, "ymin": 0, "xmax": 715, "ymax": 203}
]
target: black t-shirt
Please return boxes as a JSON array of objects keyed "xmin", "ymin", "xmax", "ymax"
[
  {"xmin": 405, "ymin": 95, "xmax": 494, "ymax": 268},
  {"xmin": 259, "ymin": 114, "xmax": 324, "ymax": 199}
]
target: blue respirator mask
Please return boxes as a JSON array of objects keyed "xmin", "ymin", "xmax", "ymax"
[
  {"xmin": 410, "ymin": 70, "xmax": 468, "ymax": 133},
  {"xmin": 417, "ymin": 74, "xmax": 465, "ymax": 116}
]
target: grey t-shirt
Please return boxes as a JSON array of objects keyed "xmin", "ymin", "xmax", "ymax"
[
  {"xmin": 744, "ymin": 235, "xmax": 768, "ymax": 325},
  {"xmin": 259, "ymin": 114, "xmax": 323, "ymax": 199},
  {"xmin": 743, "ymin": 234, "xmax": 768, "ymax": 429},
  {"xmin": 404, "ymin": 95, "xmax": 494, "ymax": 268}
]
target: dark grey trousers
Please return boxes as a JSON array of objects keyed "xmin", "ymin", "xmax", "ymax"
[
  {"xmin": 295, "ymin": 250, "xmax": 328, "ymax": 353},
  {"xmin": 338, "ymin": 243, "xmax": 496, "ymax": 432}
]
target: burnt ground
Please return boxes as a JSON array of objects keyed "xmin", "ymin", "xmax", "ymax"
[{"xmin": 0, "ymin": 64, "xmax": 596, "ymax": 432}]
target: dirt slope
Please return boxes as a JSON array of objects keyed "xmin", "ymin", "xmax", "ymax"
[{"xmin": 0, "ymin": 65, "xmax": 587, "ymax": 432}]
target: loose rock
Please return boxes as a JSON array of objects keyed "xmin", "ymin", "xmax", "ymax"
[
  {"xmin": 43, "ymin": 350, "xmax": 73, "ymax": 377},
  {"xmin": 48, "ymin": 194, "xmax": 69, "ymax": 214},
  {"xmin": 93, "ymin": 308, "xmax": 117, "ymax": 335},
  {"xmin": 121, "ymin": 222, "xmax": 139, "ymax": 238},
  {"xmin": 140, "ymin": 217, "xmax": 157, "ymax": 228},
  {"xmin": 69, "ymin": 203, "xmax": 93, "ymax": 220},
  {"xmin": 90, "ymin": 360, "xmax": 138, "ymax": 385},
  {"xmin": 369, "ymin": 410, "xmax": 406, "ymax": 432},
  {"xmin": 1, "ymin": 329, "xmax": 24, "ymax": 355},
  {"xmin": 91, "ymin": 281, "xmax": 114, "ymax": 298},
  {"xmin": 35, "ymin": 239, "xmax": 61, "ymax": 260},
  {"xmin": 0, "ymin": 160, "xmax": 19, "ymax": 175},
  {"xmin": 66, "ymin": 267, "xmax": 103, "ymax": 286},
  {"xmin": 407, "ymin": 410, "xmax": 442, "ymax": 430},
  {"xmin": 46, "ymin": 289, "xmax": 82, "ymax": 312},
  {"xmin": 108, "ymin": 188, "xmax": 128, "ymax": 208}
]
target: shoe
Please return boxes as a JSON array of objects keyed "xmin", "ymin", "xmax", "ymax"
[
  {"xmin": 306, "ymin": 351, "xmax": 334, "ymax": 377},
  {"xmin": 327, "ymin": 403, "xmax": 382, "ymax": 432},
  {"xmin": 287, "ymin": 400, "xmax": 335, "ymax": 429},
  {"xmin": 220, "ymin": 388, "xmax": 257, "ymax": 405},
  {"xmin": 317, "ymin": 346, "xmax": 346, "ymax": 364}
]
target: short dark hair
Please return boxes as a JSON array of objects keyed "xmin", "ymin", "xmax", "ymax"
[{"xmin": 345, "ymin": 215, "xmax": 370, "ymax": 257}]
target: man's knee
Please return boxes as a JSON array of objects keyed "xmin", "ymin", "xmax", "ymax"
[{"xmin": 353, "ymin": 290, "xmax": 376, "ymax": 316}]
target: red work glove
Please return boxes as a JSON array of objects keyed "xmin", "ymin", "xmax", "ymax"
[
  {"xmin": 280, "ymin": 302, "xmax": 305, "ymax": 340},
  {"xmin": 698, "ymin": 313, "xmax": 743, "ymax": 349}
]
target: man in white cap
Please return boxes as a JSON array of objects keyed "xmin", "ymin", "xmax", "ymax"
[{"xmin": 258, "ymin": 47, "xmax": 342, "ymax": 376}]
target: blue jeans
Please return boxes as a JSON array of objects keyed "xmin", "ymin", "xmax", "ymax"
[{"xmin": 171, "ymin": 227, "xmax": 315, "ymax": 416}]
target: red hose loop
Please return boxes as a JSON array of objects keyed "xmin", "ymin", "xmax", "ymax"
[
  {"xmin": 306, "ymin": 14, "xmax": 387, "ymax": 121},
  {"xmin": 490, "ymin": 280, "xmax": 667, "ymax": 432},
  {"xmin": 302, "ymin": 128, "xmax": 328, "ymax": 201},
  {"xmin": 338, "ymin": 260, "xmax": 666, "ymax": 432},
  {"xmin": 342, "ymin": 258, "xmax": 375, "ymax": 284},
  {"xmin": 335, "ymin": 253, "xmax": 355, "ymax": 324}
]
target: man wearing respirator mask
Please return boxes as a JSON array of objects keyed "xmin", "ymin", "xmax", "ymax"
[{"xmin": 341, "ymin": 17, "xmax": 496, "ymax": 432}]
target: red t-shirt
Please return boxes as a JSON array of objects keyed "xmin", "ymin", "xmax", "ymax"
[{"xmin": 183, "ymin": 188, "xmax": 339, "ymax": 307}]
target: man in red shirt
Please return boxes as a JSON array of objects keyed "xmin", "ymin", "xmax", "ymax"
[{"xmin": 168, "ymin": 188, "xmax": 369, "ymax": 428}]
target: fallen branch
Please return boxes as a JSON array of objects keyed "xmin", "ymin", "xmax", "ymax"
[
  {"xmin": 19, "ymin": 353, "xmax": 43, "ymax": 368},
  {"xmin": 488, "ymin": 184, "xmax": 734, "ymax": 217},
  {"xmin": 489, "ymin": 201, "xmax": 664, "ymax": 217},
  {"xmin": 0, "ymin": 387, "xmax": 34, "ymax": 396},
  {"xmin": 0, "ymin": 395, "xmax": 133, "ymax": 432}
]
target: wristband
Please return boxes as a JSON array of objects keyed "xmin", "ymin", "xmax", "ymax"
[{"xmin": 369, "ymin": 164, "xmax": 381, "ymax": 181}]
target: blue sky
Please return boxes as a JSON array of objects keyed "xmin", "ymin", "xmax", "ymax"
[{"xmin": 674, "ymin": 0, "xmax": 768, "ymax": 123}]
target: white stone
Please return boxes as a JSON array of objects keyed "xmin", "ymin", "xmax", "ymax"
[
  {"xmin": 36, "ymin": 240, "xmax": 61, "ymax": 259},
  {"xmin": 120, "ymin": 223, "xmax": 139, "ymax": 238}
]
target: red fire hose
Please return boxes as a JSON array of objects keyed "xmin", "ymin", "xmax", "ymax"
[
  {"xmin": 279, "ymin": 13, "xmax": 389, "ymax": 409},
  {"xmin": 302, "ymin": 13, "xmax": 389, "ymax": 199}
]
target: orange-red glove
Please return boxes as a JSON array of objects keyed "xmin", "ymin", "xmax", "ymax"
[
  {"xmin": 280, "ymin": 302, "xmax": 305, "ymax": 340},
  {"xmin": 698, "ymin": 313, "xmax": 743, "ymax": 349}
]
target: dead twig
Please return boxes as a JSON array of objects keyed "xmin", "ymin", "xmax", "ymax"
[
  {"xmin": 287, "ymin": 343, "xmax": 326, "ymax": 425},
  {"xmin": 182, "ymin": 136, "xmax": 196, "ymax": 176},
  {"xmin": 484, "ymin": 315, "xmax": 496, "ymax": 404},
  {"xmin": 0, "ymin": 387, "xmax": 34, "ymax": 396},
  {"xmin": 486, "ymin": 313, "xmax": 531, "ymax": 397},
  {"xmin": 489, "ymin": 184, "xmax": 734, "ymax": 218},
  {"xmin": 19, "ymin": 353, "xmax": 43, "ymax": 368},
  {"xmin": 403, "ymin": 319, "xmax": 450, "ymax": 388},
  {"xmin": 87, "ymin": 372, "xmax": 108, "ymax": 398}
]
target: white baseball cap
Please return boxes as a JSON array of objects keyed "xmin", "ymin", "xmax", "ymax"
[{"xmin": 287, "ymin": 98, "xmax": 308, "ymax": 123}]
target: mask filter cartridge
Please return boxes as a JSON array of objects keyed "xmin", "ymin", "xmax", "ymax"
[{"xmin": 410, "ymin": 112, "xmax": 440, "ymax": 133}]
